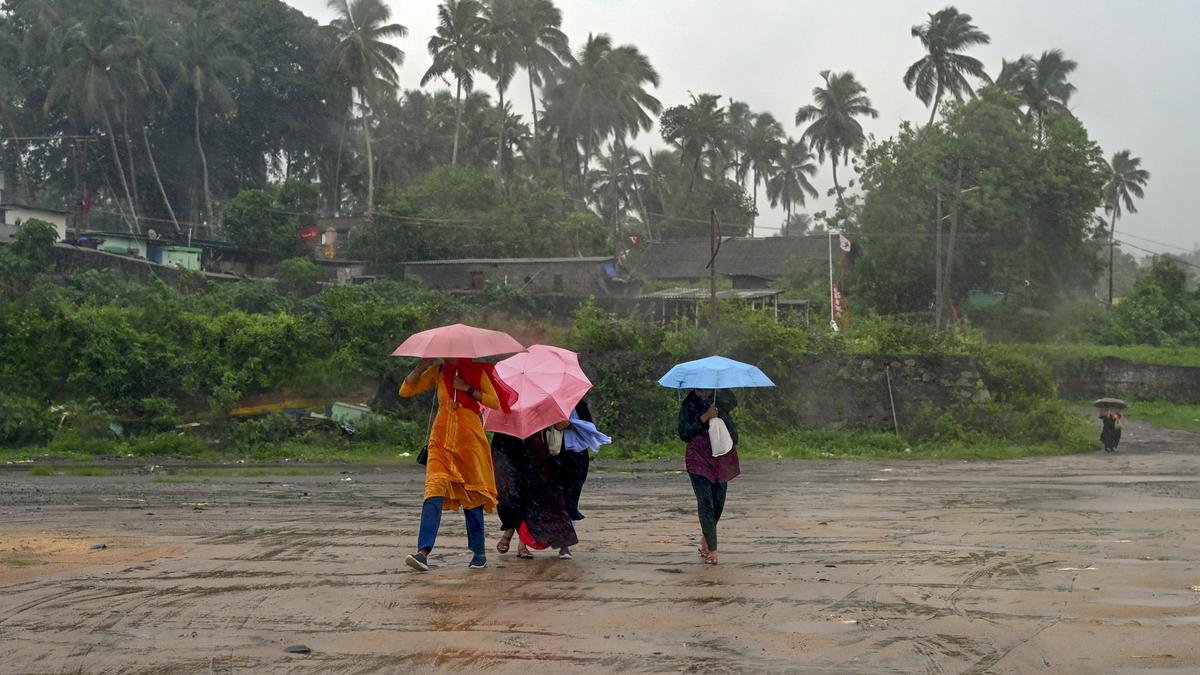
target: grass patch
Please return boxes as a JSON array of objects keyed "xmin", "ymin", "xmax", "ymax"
[
  {"xmin": 66, "ymin": 467, "xmax": 116, "ymax": 477},
  {"xmin": 0, "ymin": 558, "xmax": 38, "ymax": 567},
  {"xmin": 158, "ymin": 467, "xmax": 339, "ymax": 478},
  {"xmin": 28, "ymin": 466, "xmax": 54, "ymax": 476},
  {"xmin": 605, "ymin": 425, "xmax": 1097, "ymax": 463}
]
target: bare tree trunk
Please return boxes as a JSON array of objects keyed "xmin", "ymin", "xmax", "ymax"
[
  {"xmin": 527, "ymin": 67, "xmax": 541, "ymax": 172},
  {"xmin": 751, "ymin": 169, "xmax": 759, "ymax": 237},
  {"xmin": 926, "ymin": 85, "xmax": 942, "ymax": 129},
  {"xmin": 143, "ymin": 125, "xmax": 181, "ymax": 234},
  {"xmin": 831, "ymin": 156, "xmax": 843, "ymax": 213},
  {"xmin": 361, "ymin": 89, "xmax": 375, "ymax": 211},
  {"xmin": 452, "ymin": 78, "xmax": 463, "ymax": 165},
  {"xmin": 121, "ymin": 99, "xmax": 140, "ymax": 224},
  {"xmin": 495, "ymin": 73, "xmax": 507, "ymax": 188},
  {"xmin": 103, "ymin": 108, "xmax": 139, "ymax": 233},
  {"xmin": 332, "ymin": 114, "xmax": 348, "ymax": 215},
  {"xmin": 195, "ymin": 95, "xmax": 214, "ymax": 234}
]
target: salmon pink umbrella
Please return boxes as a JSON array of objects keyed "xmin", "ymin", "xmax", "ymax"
[
  {"xmin": 391, "ymin": 323, "xmax": 525, "ymax": 359},
  {"xmin": 483, "ymin": 345, "xmax": 592, "ymax": 439}
]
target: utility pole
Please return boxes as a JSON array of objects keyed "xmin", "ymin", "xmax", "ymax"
[
  {"xmin": 1108, "ymin": 211, "xmax": 1117, "ymax": 305},
  {"xmin": 938, "ymin": 159, "xmax": 965, "ymax": 330},
  {"xmin": 707, "ymin": 209, "xmax": 720, "ymax": 354},
  {"xmin": 934, "ymin": 190, "xmax": 943, "ymax": 327}
]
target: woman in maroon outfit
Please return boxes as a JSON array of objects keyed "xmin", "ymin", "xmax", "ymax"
[{"xmin": 678, "ymin": 388, "xmax": 740, "ymax": 565}]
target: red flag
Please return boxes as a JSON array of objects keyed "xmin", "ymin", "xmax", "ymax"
[
  {"xmin": 298, "ymin": 226, "xmax": 320, "ymax": 243},
  {"xmin": 81, "ymin": 191, "xmax": 93, "ymax": 216}
]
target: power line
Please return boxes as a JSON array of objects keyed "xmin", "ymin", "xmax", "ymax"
[
  {"xmin": 1115, "ymin": 239, "xmax": 1200, "ymax": 271},
  {"xmin": 1115, "ymin": 229, "xmax": 1196, "ymax": 254}
]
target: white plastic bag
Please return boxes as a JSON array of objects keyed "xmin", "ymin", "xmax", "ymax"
[
  {"xmin": 708, "ymin": 417, "xmax": 734, "ymax": 457},
  {"xmin": 545, "ymin": 427, "xmax": 564, "ymax": 456}
]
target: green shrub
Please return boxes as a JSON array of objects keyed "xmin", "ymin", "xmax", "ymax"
[
  {"xmin": 352, "ymin": 415, "xmax": 422, "ymax": 450},
  {"xmin": 275, "ymin": 258, "xmax": 319, "ymax": 296},
  {"xmin": 976, "ymin": 345, "xmax": 1055, "ymax": 401},
  {"xmin": 233, "ymin": 413, "xmax": 302, "ymax": 450},
  {"xmin": 127, "ymin": 433, "xmax": 210, "ymax": 458},
  {"xmin": 0, "ymin": 395, "xmax": 57, "ymax": 447}
]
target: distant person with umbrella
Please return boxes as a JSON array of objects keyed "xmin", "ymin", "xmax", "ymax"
[
  {"xmin": 661, "ymin": 356, "xmax": 775, "ymax": 565},
  {"xmin": 394, "ymin": 325, "xmax": 521, "ymax": 572},
  {"xmin": 1095, "ymin": 398, "xmax": 1126, "ymax": 453}
]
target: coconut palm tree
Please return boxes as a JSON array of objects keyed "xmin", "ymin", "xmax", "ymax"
[
  {"xmin": 794, "ymin": 70, "xmax": 878, "ymax": 211},
  {"xmin": 480, "ymin": 0, "xmax": 523, "ymax": 180},
  {"xmin": 177, "ymin": 3, "xmax": 250, "ymax": 229},
  {"xmin": 904, "ymin": 6, "xmax": 991, "ymax": 127},
  {"xmin": 766, "ymin": 138, "xmax": 819, "ymax": 228},
  {"xmin": 542, "ymin": 33, "xmax": 659, "ymax": 186},
  {"xmin": 513, "ymin": 0, "xmax": 571, "ymax": 171},
  {"xmin": 1103, "ymin": 149, "xmax": 1150, "ymax": 304},
  {"xmin": 726, "ymin": 99, "xmax": 753, "ymax": 186},
  {"xmin": 41, "ymin": 11, "xmax": 141, "ymax": 232},
  {"xmin": 659, "ymin": 92, "xmax": 728, "ymax": 195},
  {"xmin": 422, "ymin": 0, "xmax": 485, "ymax": 165},
  {"xmin": 118, "ymin": 7, "xmax": 182, "ymax": 233},
  {"xmin": 743, "ymin": 112, "xmax": 785, "ymax": 234},
  {"xmin": 327, "ymin": 0, "xmax": 408, "ymax": 212},
  {"xmin": 993, "ymin": 49, "xmax": 1076, "ymax": 136}
]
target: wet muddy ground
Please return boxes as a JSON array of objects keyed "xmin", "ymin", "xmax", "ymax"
[{"xmin": 2, "ymin": 419, "xmax": 1198, "ymax": 674}]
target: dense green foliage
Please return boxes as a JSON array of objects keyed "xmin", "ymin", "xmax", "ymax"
[{"xmin": 852, "ymin": 93, "xmax": 1106, "ymax": 314}]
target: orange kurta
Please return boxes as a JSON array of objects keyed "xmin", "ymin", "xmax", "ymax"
[{"xmin": 400, "ymin": 365, "xmax": 500, "ymax": 512}]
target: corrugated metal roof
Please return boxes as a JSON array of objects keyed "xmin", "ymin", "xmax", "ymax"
[
  {"xmin": 633, "ymin": 236, "xmax": 828, "ymax": 279},
  {"xmin": 638, "ymin": 287, "xmax": 782, "ymax": 300},
  {"xmin": 404, "ymin": 256, "xmax": 612, "ymax": 266}
]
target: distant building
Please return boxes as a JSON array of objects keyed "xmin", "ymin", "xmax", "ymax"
[
  {"xmin": 631, "ymin": 236, "xmax": 829, "ymax": 288},
  {"xmin": 403, "ymin": 256, "xmax": 615, "ymax": 295},
  {"xmin": 78, "ymin": 231, "xmax": 202, "ymax": 271},
  {"xmin": 0, "ymin": 203, "xmax": 71, "ymax": 242}
]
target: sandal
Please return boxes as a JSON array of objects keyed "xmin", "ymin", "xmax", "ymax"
[
  {"xmin": 517, "ymin": 543, "xmax": 534, "ymax": 559},
  {"xmin": 496, "ymin": 530, "xmax": 513, "ymax": 554},
  {"xmin": 704, "ymin": 552, "xmax": 718, "ymax": 565}
]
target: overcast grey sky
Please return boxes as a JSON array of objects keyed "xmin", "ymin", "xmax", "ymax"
[{"xmin": 286, "ymin": 0, "xmax": 1198, "ymax": 254}]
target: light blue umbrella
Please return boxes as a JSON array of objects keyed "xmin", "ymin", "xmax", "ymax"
[{"xmin": 657, "ymin": 355, "xmax": 775, "ymax": 389}]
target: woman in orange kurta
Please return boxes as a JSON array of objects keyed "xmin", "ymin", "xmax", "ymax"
[{"xmin": 400, "ymin": 357, "xmax": 504, "ymax": 571}]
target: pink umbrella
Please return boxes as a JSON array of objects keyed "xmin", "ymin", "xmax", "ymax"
[
  {"xmin": 483, "ymin": 345, "xmax": 592, "ymax": 439},
  {"xmin": 391, "ymin": 323, "xmax": 525, "ymax": 359}
]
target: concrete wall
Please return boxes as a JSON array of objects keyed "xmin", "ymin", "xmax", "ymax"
[
  {"xmin": 1056, "ymin": 358, "xmax": 1200, "ymax": 404},
  {"xmin": 405, "ymin": 259, "xmax": 610, "ymax": 295},
  {"xmin": 777, "ymin": 354, "xmax": 991, "ymax": 431}
]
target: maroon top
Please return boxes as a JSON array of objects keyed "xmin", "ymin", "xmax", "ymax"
[{"xmin": 685, "ymin": 432, "xmax": 741, "ymax": 484}]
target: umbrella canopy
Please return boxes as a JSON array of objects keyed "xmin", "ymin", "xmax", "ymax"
[
  {"xmin": 483, "ymin": 345, "xmax": 592, "ymax": 439},
  {"xmin": 1093, "ymin": 397, "xmax": 1127, "ymax": 409},
  {"xmin": 658, "ymin": 355, "xmax": 775, "ymax": 389},
  {"xmin": 391, "ymin": 323, "xmax": 524, "ymax": 359}
]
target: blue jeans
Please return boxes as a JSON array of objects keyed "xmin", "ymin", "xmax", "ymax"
[{"xmin": 416, "ymin": 497, "xmax": 485, "ymax": 554}]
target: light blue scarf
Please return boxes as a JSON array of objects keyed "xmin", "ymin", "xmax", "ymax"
[{"xmin": 563, "ymin": 410, "xmax": 612, "ymax": 453}]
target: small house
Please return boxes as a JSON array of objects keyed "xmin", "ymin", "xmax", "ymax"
[
  {"xmin": 0, "ymin": 203, "xmax": 72, "ymax": 242},
  {"xmin": 632, "ymin": 236, "xmax": 829, "ymax": 288}
]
